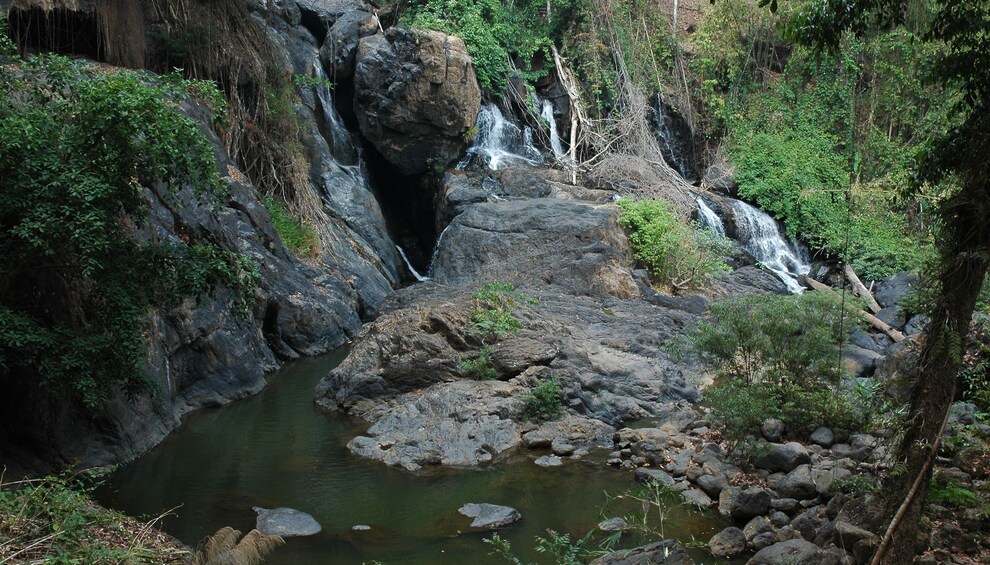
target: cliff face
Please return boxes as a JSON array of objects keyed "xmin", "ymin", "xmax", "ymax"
[{"xmin": 0, "ymin": 0, "xmax": 473, "ymax": 472}]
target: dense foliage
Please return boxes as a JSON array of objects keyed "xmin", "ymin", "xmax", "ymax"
[
  {"xmin": 690, "ymin": 293, "xmax": 880, "ymax": 440},
  {"xmin": 0, "ymin": 48, "xmax": 258, "ymax": 410},
  {"xmin": 523, "ymin": 377, "xmax": 564, "ymax": 421},
  {"xmin": 691, "ymin": 0, "xmax": 940, "ymax": 279},
  {"xmin": 618, "ymin": 198, "xmax": 731, "ymax": 291}
]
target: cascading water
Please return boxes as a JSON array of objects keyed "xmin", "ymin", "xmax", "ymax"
[
  {"xmin": 695, "ymin": 197, "xmax": 726, "ymax": 238},
  {"xmin": 651, "ymin": 95, "xmax": 697, "ymax": 182},
  {"xmin": 536, "ymin": 96, "xmax": 567, "ymax": 158},
  {"xmin": 396, "ymin": 245, "xmax": 429, "ymax": 282},
  {"xmin": 729, "ymin": 199, "xmax": 811, "ymax": 294},
  {"xmin": 427, "ymin": 224, "xmax": 452, "ymax": 277},
  {"xmin": 457, "ymin": 104, "xmax": 543, "ymax": 170}
]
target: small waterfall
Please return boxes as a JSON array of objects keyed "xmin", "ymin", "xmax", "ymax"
[
  {"xmin": 427, "ymin": 224, "xmax": 452, "ymax": 276},
  {"xmin": 395, "ymin": 245, "xmax": 429, "ymax": 282},
  {"xmin": 314, "ymin": 57, "xmax": 359, "ymax": 168},
  {"xmin": 537, "ymin": 96, "xmax": 567, "ymax": 158},
  {"xmin": 458, "ymin": 104, "xmax": 543, "ymax": 171},
  {"xmin": 651, "ymin": 95, "xmax": 697, "ymax": 182},
  {"xmin": 730, "ymin": 199, "xmax": 811, "ymax": 294},
  {"xmin": 695, "ymin": 197, "xmax": 726, "ymax": 237}
]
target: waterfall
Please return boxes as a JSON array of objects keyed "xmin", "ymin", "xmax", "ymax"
[
  {"xmin": 537, "ymin": 96, "xmax": 567, "ymax": 158},
  {"xmin": 427, "ymin": 224, "xmax": 452, "ymax": 276},
  {"xmin": 651, "ymin": 95, "xmax": 697, "ymax": 182},
  {"xmin": 458, "ymin": 104, "xmax": 543, "ymax": 171},
  {"xmin": 314, "ymin": 57, "xmax": 360, "ymax": 168},
  {"xmin": 730, "ymin": 199, "xmax": 811, "ymax": 294},
  {"xmin": 396, "ymin": 245, "xmax": 429, "ymax": 282},
  {"xmin": 695, "ymin": 197, "xmax": 726, "ymax": 237}
]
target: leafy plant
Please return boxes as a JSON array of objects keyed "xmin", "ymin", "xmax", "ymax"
[
  {"xmin": 262, "ymin": 196, "xmax": 320, "ymax": 257},
  {"xmin": 617, "ymin": 198, "xmax": 732, "ymax": 292},
  {"xmin": 460, "ymin": 346, "xmax": 498, "ymax": 380},
  {"xmin": 929, "ymin": 479, "xmax": 978, "ymax": 507},
  {"xmin": 468, "ymin": 282, "xmax": 535, "ymax": 341},
  {"xmin": 0, "ymin": 54, "xmax": 258, "ymax": 410},
  {"xmin": 523, "ymin": 377, "xmax": 564, "ymax": 421}
]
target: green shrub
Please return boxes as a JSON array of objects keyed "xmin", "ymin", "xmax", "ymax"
[
  {"xmin": 693, "ymin": 293, "xmax": 878, "ymax": 441},
  {"xmin": 617, "ymin": 198, "xmax": 732, "ymax": 292},
  {"xmin": 468, "ymin": 282, "xmax": 536, "ymax": 341},
  {"xmin": 524, "ymin": 377, "xmax": 564, "ymax": 421},
  {"xmin": 0, "ymin": 54, "xmax": 258, "ymax": 409},
  {"xmin": 262, "ymin": 196, "xmax": 319, "ymax": 257},
  {"xmin": 460, "ymin": 346, "xmax": 498, "ymax": 380},
  {"xmin": 691, "ymin": 292, "xmax": 850, "ymax": 386}
]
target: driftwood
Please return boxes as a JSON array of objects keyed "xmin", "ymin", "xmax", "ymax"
[
  {"xmin": 845, "ymin": 264, "xmax": 882, "ymax": 313},
  {"xmin": 803, "ymin": 277, "xmax": 906, "ymax": 342}
]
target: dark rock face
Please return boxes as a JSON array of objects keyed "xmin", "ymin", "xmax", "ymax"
[
  {"xmin": 253, "ymin": 506, "xmax": 322, "ymax": 537},
  {"xmin": 755, "ymin": 442, "xmax": 812, "ymax": 473},
  {"xmin": 320, "ymin": 8, "xmax": 379, "ymax": 79},
  {"xmin": 0, "ymin": 0, "xmax": 401, "ymax": 472},
  {"xmin": 353, "ymin": 28, "xmax": 481, "ymax": 175},
  {"xmin": 746, "ymin": 539, "xmax": 825, "ymax": 564}
]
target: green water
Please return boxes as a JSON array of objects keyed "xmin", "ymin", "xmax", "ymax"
[{"xmin": 99, "ymin": 351, "xmax": 724, "ymax": 564}]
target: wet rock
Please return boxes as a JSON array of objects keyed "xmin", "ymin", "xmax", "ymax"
[
  {"xmin": 709, "ymin": 526, "xmax": 747, "ymax": 559},
  {"xmin": 352, "ymin": 524, "xmax": 371, "ymax": 531},
  {"xmin": 252, "ymin": 506, "xmax": 322, "ymax": 537},
  {"xmin": 747, "ymin": 539, "xmax": 823, "ymax": 564},
  {"xmin": 535, "ymin": 455, "xmax": 563, "ymax": 467},
  {"xmin": 551, "ymin": 442, "xmax": 576, "ymax": 456},
  {"xmin": 591, "ymin": 539, "xmax": 693, "ymax": 564},
  {"xmin": 755, "ymin": 442, "xmax": 811, "ymax": 473},
  {"xmin": 719, "ymin": 487, "xmax": 772, "ymax": 521},
  {"xmin": 810, "ymin": 427, "xmax": 835, "ymax": 447},
  {"xmin": 598, "ymin": 517, "xmax": 629, "ymax": 532},
  {"xmin": 458, "ymin": 503, "xmax": 521, "ymax": 529},
  {"xmin": 320, "ymin": 8, "xmax": 379, "ymax": 79},
  {"xmin": 353, "ymin": 28, "xmax": 481, "ymax": 174}
]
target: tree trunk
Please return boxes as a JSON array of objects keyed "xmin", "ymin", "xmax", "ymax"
[{"xmin": 875, "ymin": 190, "xmax": 990, "ymax": 564}]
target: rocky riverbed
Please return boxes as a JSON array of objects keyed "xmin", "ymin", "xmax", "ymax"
[{"xmin": 313, "ymin": 163, "xmax": 989, "ymax": 563}]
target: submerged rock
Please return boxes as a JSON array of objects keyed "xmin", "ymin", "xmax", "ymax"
[
  {"xmin": 458, "ymin": 503, "xmax": 521, "ymax": 529},
  {"xmin": 252, "ymin": 506, "xmax": 322, "ymax": 537}
]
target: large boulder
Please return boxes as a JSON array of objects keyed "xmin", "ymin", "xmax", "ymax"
[
  {"xmin": 353, "ymin": 28, "xmax": 481, "ymax": 175},
  {"xmin": 719, "ymin": 487, "xmax": 772, "ymax": 521},
  {"xmin": 709, "ymin": 526, "xmax": 747, "ymax": 559},
  {"xmin": 746, "ymin": 539, "xmax": 826, "ymax": 564},
  {"xmin": 755, "ymin": 442, "xmax": 811, "ymax": 473}
]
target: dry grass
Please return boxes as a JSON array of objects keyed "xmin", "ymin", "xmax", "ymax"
[{"xmin": 0, "ymin": 474, "xmax": 189, "ymax": 564}]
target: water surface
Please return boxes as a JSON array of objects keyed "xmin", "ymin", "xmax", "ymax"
[{"xmin": 100, "ymin": 352, "xmax": 724, "ymax": 564}]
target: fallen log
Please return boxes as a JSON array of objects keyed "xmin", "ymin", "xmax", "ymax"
[
  {"xmin": 803, "ymin": 276, "xmax": 906, "ymax": 342},
  {"xmin": 844, "ymin": 264, "xmax": 882, "ymax": 314}
]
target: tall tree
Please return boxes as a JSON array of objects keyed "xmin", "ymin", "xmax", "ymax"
[{"xmin": 783, "ymin": 1, "xmax": 990, "ymax": 562}]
